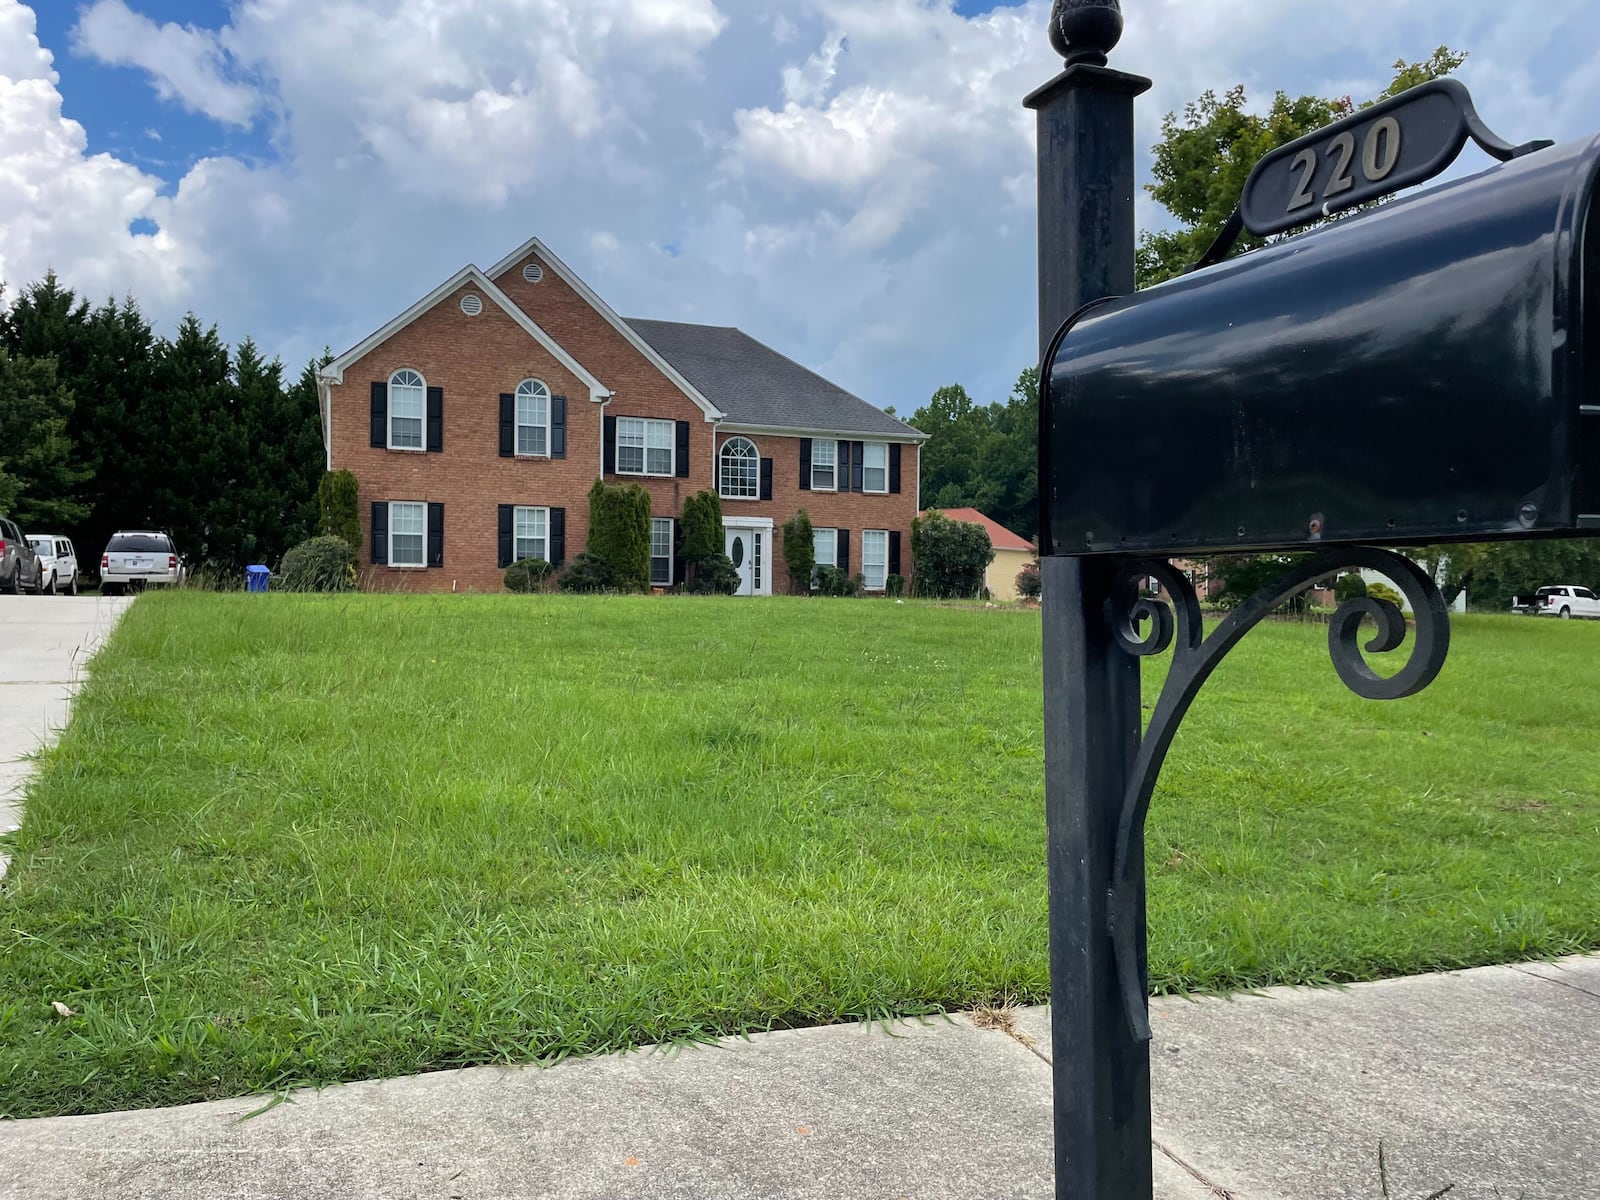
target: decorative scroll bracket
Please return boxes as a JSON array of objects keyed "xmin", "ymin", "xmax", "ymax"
[{"xmin": 1103, "ymin": 547, "xmax": 1452, "ymax": 1040}]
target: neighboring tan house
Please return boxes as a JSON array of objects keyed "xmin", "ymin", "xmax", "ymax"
[
  {"xmin": 925, "ymin": 507, "xmax": 1035, "ymax": 601},
  {"xmin": 316, "ymin": 237, "xmax": 927, "ymax": 595}
]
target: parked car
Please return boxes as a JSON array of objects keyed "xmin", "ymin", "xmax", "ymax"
[
  {"xmin": 27, "ymin": 534, "xmax": 79, "ymax": 595},
  {"xmin": 1, "ymin": 514, "xmax": 44, "ymax": 594},
  {"xmin": 100, "ymin": 530, "xmax": 184, "ymax": 594},
  {"xmin": 1511, "ymin": 584, "xmax": 1600, "ymax": 619}
]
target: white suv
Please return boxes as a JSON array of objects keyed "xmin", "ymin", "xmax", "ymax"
[
  {"xmin": 28, "ymin": 535, "xmax": 79, "ymax": 595},
  {"xmin": 1531, "ymin": 585, "xmax": 1600, "ymax": 619},
  {"xmin": 101, "ymin": 531, "xmax": 184, "ymax": 594}
]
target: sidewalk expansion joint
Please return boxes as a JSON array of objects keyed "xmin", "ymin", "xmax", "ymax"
[
  {"xmin": 1511, "ymin": 962, "xmax": 1600, "ymax": 1004},
  {"xmin": 1154, "ymin": 1138, "xmax": 1237, "ymax": 1199}
]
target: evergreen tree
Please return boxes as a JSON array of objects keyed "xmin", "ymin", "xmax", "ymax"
[
  {"xmin": 146, "ymin": 314, "xmax": 236, "ymax": 565},
  {"xmin": 0, "ymin": 348, "xmax": 90, "ymax": 528}
]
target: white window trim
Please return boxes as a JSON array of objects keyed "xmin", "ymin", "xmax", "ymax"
[
  {"xmin": 616, "ymin": 416, "xmax": 676, "ymax": 477},
  {"xmin": 515, "ymin": 379, "xmax": 552, "ymax": 458},
  {"xmin": 650, "ymin": 517, "xmax": 675, "ymax": 587},
  {"xmin": 861, "ymin": 528, "xmax": 889, "ymax": 592},
  {"xmin": 389, "ymin": 501, "xmax": 427, "ymax": 568},
  {"xmin": 862, "ymin": 441, "xmax": 889, "ymax": 494},
  {"xmin": 719, "ymin": 436, "xmax": 761, "ymax": 501},
  {"xmin": 810, "ymin": 440, "xmax": 837, "ymax": 492},
  {"xmin": 387, "ymin": 369, "xmax": 426, "ymax": 453},
  {"xmin": 513, "ymin": 505, "xmax": 549, "ymax": 563}
]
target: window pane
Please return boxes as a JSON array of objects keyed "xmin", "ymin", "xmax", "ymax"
[
  {"xmin": 390, "ymin": 375, "xmax": 424, "ymax": 449},
  {"xmin": 720, "ymin": 438, "xmax": 758, "ymax": 498},
  {"xmin": 617, "ymin": 419, "xmax": 646, "ymax": 473},
  {"xmin": 646, "ymin": 420, "xmax": 673, "ymax": 449},
  {"xmin": 862, "ymin": 529, "xmax": 888, "ymax": 590},
  {"xmin": 863, "ymin": 442, "xmax": 888, "ymax": 491},
  {"xmin": 812, "ymin": 529, "xmax": 835, "ymax": 580},
  {"xmin": 514, "ymin": 507, "xmax": 547, "ymax": 561},
  {"xmin": 810, "ymin": 440, "xmax": 835, "ymax": 490},
  {"xmin": 516, "ymin": 383, "xmax": 548, "ymax": 455},
  {"xmin": 647, "ymin": 446, "xmax": 672, "ymax": 474},
  {"xmin": 651, "ymin": 518, "xmax": 672, "ymax": 585},
  {"xmin": 391, "ymin": 502, "xmax": 426, "ymax": 566}
]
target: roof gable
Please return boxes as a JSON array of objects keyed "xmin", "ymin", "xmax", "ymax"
[
  {"xmin": 926, "ymin": 508, "xmax": 1033, "ymax": 552},
  {"xmin": 624, "ymin": 319, "xmax": 926, "ymax": 441},
  {"xmin": 485, "ymin": 237, "xmax": 723, "ymax": 421}
]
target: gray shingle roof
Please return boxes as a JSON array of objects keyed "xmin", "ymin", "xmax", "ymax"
[{"xmin": 625, "ymin": 319, "xmax": 925, "ymax": 440}]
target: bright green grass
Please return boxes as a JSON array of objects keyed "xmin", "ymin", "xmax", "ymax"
[{"xmin": 3, "ymin": 593, "xmax": 1599, "ymax": 1117}]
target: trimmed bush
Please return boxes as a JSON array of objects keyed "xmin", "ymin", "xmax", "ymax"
[
  {"xmin": 318, "ymin": 470, "xmax": 361, "ymax": 555},
  {"xmin": 504, "ymin": 558, "xmax": 553, "ymax": 594},
  {"xmin": 278, "ymin": 535, "xmax": 357, "ymax": 593},
  {"xmin": 782, "ymin": 510, "xmax": 815, "ymax": 594},
  {"xmin": 1366, "ymin": 579, "xmax": 1404, "ymax": 608},
  {"xmin": 684, "ymin": 552, "xmax": 740, "ymax": 595},
  {"xmin": 910, "ymin": 512, "xmax": 994, "ymax": 599},
  {"xmin": 681, "ymin": 490, "xmax": 724, "ymax": 564},
  {"xmin": 1334, "ymin": 573, "xmax": 1368, "ymax": 603},
  {"xmin": 814, "ymin": 565, "xmax": 861, "ymax": 597},
  {"xmin": 587, "ymin": 479, "xmax": 651, "ymax": 592},
  {"xmin": 559, "ymin": 551, "xmax": 613, "ymax": 594},
  {"xmin": 1015, "ymin": 561, "xmax": 1041, "ymax": 599}
]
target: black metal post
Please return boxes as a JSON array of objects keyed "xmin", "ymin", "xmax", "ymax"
[{"xmin": 1026, "ymin": 4, "xmax": 1153, "ymax": 1197}]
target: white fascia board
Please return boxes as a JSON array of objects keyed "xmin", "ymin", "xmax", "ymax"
[
  {"xmin": 715, "ymin": 421, "xmax": 931, "ymax": 443},
  {"xmin": 317, "ymin": 264, "xmax": 612, "ymax": 402},
  {"xmin": 485, "ymin": 236, "xmax": 724, "ymax": 421}
]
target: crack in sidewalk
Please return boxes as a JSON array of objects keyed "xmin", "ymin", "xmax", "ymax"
[{"xmin": 1511, "ymin": 962, "xmax": 1600, "ymax": 1004}]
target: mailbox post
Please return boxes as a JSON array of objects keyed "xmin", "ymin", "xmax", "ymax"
[{"xmin": 1029, "ymin": 1, "xmax": 1593, "ymax": 1197}]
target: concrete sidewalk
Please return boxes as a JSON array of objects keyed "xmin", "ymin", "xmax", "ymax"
[
  {"xmin": 4, "ymin": 956, "xmax": 1595, "ymax": 1199},
  {"xmin": 0, "ymin": 594, "xmax": 133, "ymax": 877}
]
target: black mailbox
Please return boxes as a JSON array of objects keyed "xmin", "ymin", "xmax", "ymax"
[{"xmin": 1042, "ymin": 133, "xmax": 1600, "ymax": 557}]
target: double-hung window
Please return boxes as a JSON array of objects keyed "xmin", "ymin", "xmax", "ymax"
[
  {"xmin": 390, "ymin": 501, "xmax": 427, "ymax": 567},
  {"xmin": 388, "ymin": 369, "xmax": 425, "ymax": 450},
  {"xmin": 812, "ymin": 528, "xmax": 837, "ymax": 584},
  {"xmin": 618, "ymin": 417, "xmax": 674, "ymax": 476},
  {"xmin": 514, "ymin": 506, "xmax": 548, "ymax": 562},
  {"xmin": 810, "ymin": 439, "xmax": 836, "ymax": 490},
  {"xmin": 719, "ymin": 437, "xmax": 759, "ymax": 499},
  {"xmin": 861, "ymin": 529, "xmax": 888, "ymax": 591},
  {"xmin": 516, "ymin": 379, "xmax": 550, "ymax": 456},
  {"xmin": 863, "ymin": 442, "xmax": 888, "ymax": 493},
  {"xmin": 650, "ymin": 518, "xmax": 674, "ymax": 586}
]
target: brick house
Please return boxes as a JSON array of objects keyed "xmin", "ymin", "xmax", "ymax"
[{"xmin": 316, "ymin": 237, "xmax": 927, "ymax": 595}]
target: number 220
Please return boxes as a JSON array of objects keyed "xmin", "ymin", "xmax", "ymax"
[{"xmin": 1287, "ymin": 117, "xmax": 1402, "ymax": 213}]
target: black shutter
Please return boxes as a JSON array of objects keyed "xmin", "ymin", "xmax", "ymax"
[
  {"xmin": 370, "ymin": 382, "xmax": 387, "ymax": 448},
  {"xmin": 837, "ymin": 441, "xmax": 851, "ymax": 492},
  {"xmin": 549, "ymin": 508, "xmax": 566, "ymax": 567},
  {"xmin": 759, "ymin": 458, "xmax": 773, "ymax": 501},
  {"xmin": 673, "ymin": 518, "xmax": 685, "ymax": 589},
  {"xmin": 498, "ymin": 505, "xmax": 514, "ymax": 568},
  {"xmin": 799, "ymin": 439, "xmax": 812, "ymax": 491},
  {"xmin": 889, "ymin": 530, "xmax": 902, "ymax": 578},
  {"xmin": 552, "ymin": 395, "xmax": 567, "ymax": 459},
  {"xmin": 851, "ymin": 442, "xmax": 865, "ymax": 493},
  {"xmin": 838, "ymin": 529, "xmax": 850, "ymax": 573},
  {"xmin": 499, "ymin": 394, "xmax": 515, "ymax": 457},
  {"xmin": 889, "ymin": 443, "xmax": 902, "ymax": 494},
  {"xmin": 675, "ymin": 420, "xmax": 691, "ymax": 478},
  {"xmin": 426, "ymin": 386, "xmax": 443, "ymax": 453},
  {"xmin": 604, "ymin": 414, "xmax": 617, "ymax": 474},
  {"xmin": 427, "ymin": 502, "xmax": 444, "ymax": 568},
  {"xmin": 370, "ymin": 502, "xmax": 388, "ymax": 564}
]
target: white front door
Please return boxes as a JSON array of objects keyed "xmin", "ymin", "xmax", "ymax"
[{"xmin": 724, "ymin": 526, "xmax": 761, "ymax": 596}]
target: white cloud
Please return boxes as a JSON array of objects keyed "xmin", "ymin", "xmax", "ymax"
[
  {"xmin": 72, "ymin": 0, "xmax": 260, "ymax": 127},
  {"xmin": 1, "ymin": 0, "xmax": 1599, "ymax": 420}
]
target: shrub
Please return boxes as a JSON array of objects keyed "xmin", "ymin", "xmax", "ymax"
[
  {"xmin": 278, "ymin": 535, "xmax": 357, "ymax": 593},
  {"xmin": 1015, "ymin": 561, "xmax": 1042, "ymax": 599},
  {"xmin": 911, "ymin": 512, "xmax": 994, "ymax": 599},
  {"xmin": 318, "ymin": 470, "xmax": 361, "ymax": 555},
  {"xmin": 886, "ymin": 573, "xmax": 905, "ymax": 598},
  {"xmin": 782, "ymin": 510, "xmax": 816, "ymax": 594},
  {"xmin": 1334, "ymin": 573, "xmax": 1368, "ymax": 603},
  {"xmin": 559, "ymin": 551, "xmax": 613, "ymax": 594},
  {"xmin": 587, "ymin": 479, "xmax": 651, "ymax": 592},
  {"xmin": 1365, "ymin": 579, "xmax": 1404, "ymax": 608},
  {"xmin": 684, "ymin": 552, "xmax": 740, "ymax": 595},
  {"xmin": 504, "ymin": 558, "xmax": 553, "ymax": 594},
  {"xmin": 681, "ymin": 490, "xmax": 724, "ymax": 565},
  {"xmin": 815, "ymin": 565, "xmax": 861, "ymax": 597}
]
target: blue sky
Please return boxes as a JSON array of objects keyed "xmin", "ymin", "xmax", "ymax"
[{"xmin": 3, "ymin": 0, "xmax": 1599, "ymax": 414}]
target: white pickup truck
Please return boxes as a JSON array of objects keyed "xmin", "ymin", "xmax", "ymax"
[{"xmin": 1511, "ymin": 585, "xmax": 1600, "ymax": 619}]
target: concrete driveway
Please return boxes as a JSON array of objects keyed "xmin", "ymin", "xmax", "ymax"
[{"xmin": 0, "ymin": 594, "xmax": 133, "ymax": 873}]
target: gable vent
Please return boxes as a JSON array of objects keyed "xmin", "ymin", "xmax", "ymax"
[
  {"xmin": 523, "ymin": 262, "xmax": 544, "ymax": 284},
  {"xmin": 460, "ymin": 294, "xmax": 483, "ymax": 316}
]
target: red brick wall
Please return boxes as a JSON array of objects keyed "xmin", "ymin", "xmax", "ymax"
[{"xmin": 327, "ymin": 252, "xmax": 921, "ymax": 594}]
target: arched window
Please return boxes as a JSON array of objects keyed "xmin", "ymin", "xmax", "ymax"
[
  {"xmin": 719, "ymin": 436, "xmax": 759, "ymax": 499},
  {"xmin": 516, "ymin": 378, "xmax": 550, "ymax": 455},
  {"xmin": 388, "ymin": 369, "xmax": 425, "ymax": 450}
]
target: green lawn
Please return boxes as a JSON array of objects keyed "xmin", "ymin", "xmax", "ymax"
[{"xmin": 3, "ymin": 592, "xmax": 1599, "ymax": 1117}]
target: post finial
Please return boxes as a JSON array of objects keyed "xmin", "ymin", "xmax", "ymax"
[{"xmin": 1050, "ymin": 0, "xmax": 1123, "ymax": 67}]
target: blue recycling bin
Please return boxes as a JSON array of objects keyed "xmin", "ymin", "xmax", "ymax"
[{"xmin": 245, "ymin": 565, "xmax": 270, "ymax": 593}]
